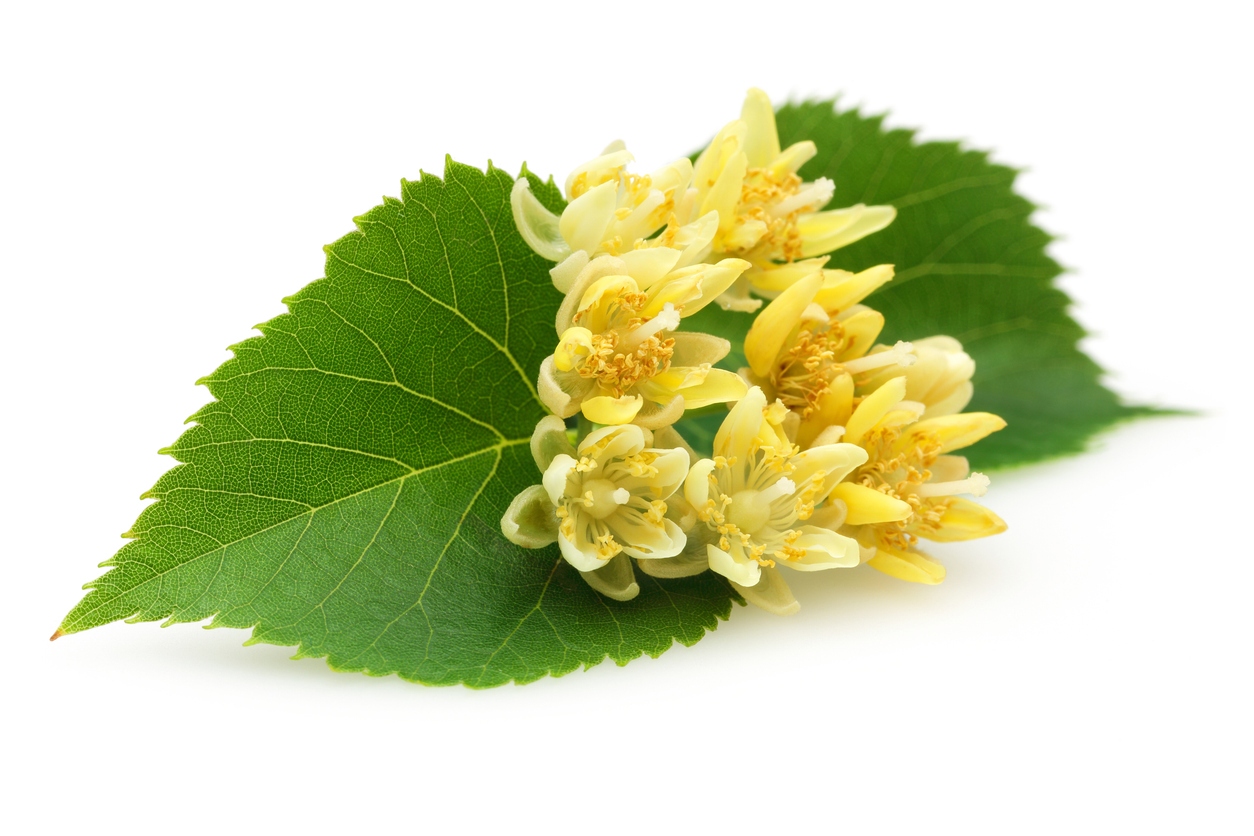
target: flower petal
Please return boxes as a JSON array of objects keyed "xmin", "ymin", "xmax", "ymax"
[
  {"xmin": 798, "ymin": 204, "xmax": 897, "ymax": 258},
  {"xmin": 731, "ymin": 566, "xmax": 800, "ymax": 615},
  {"xmin": 582, "ymin": 394, "xmax": 645, "ymax": 425},
  {"xmin": 636, "ymin": 549, "xmax": 710, "ymax": 579},
  {"xmin": 745, "ymin": 271, "xmax": 823, "ymax": 377},
  {"xmin": 673, "ymin": 368, "xmax": 747, "ymax": 409},
  {"xmin": 510, "ymin": 179, "xmax": 571, "ymax": 262},
  {"xmin": 867, "ymin": 546, "xmax": 946, "ymax": 584},
  {"xmin": 579, "ymin": 423, "xmax": 646, "ymax": 462},
  {"xmin": 579, "ymin": 552, "xmax": 640, "ymax": 602},
  {"xmin": 714, "ymin": 386, "xmax": 767, "ymax": 460},
  {"xmin": 921, "ymin": 498, "xmax": 1008, "ymax": 542},
  {"xmin": 814, "ymin": 264, "xmax": 894, "ymax": 312},
  {"xmin": 530, "ymin": 415, "xmax": 575, "ymax": 471},
  {"xmin": 787, "ymin": 526, "xmax": 863, "ymax": 570},
  {"xmin": 830, "ymin": 482, "xmax": 913, "ymax": 525},
  {"xmin": 549, "ymin": 250, "xmax": 589, "ymax": 294},
  {"xmin": 670, "ymin": 331, "xmax": 731, "ymax": 367},
  {"xmin": 707, "ymin": 542, "xmax": 761, "ymax": 587},
  {"xmin": 500, "ymin": 485, "xmax": 559, "ymax": 549},
  {"xmin": 537, "ymin": 356, "xmax": 579, "ymax": 419},
  {"xmin": 684, "ymin": 458, "xmax": 716, "ymax": 509},
  {"xmin": 844, "ymin": 376, "xmax": 908, "ymax": 446},
  {"xmin": 617, "ymin": 247, "xmax": 684, "ymax": 289},
  {"xmin": 559, "ymin": 180, "xmax": 619, "ymax": 255},
  {"xmin": 895, "ymin": 412, "xmax": 1007, "ymax": 455},
  {"xmin": 740, "ymin": 87, "xmax": 781, "ymax": 169}
]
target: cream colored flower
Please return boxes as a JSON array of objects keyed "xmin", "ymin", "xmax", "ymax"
[
  {"xmin": 741, "ymin": 269, "xmax": 916, "ymax": 447},
  {"xmin": 685, "ymin": 88, "xmax": 897, "ymax": 311},
  {"xmin": 857, "ymin": 336, "xmax": 976, "ymax": 418},
  {"xmin": 511, "ymin": 142, "xmax": 719, "ymax": 293},
  {"xmin": 540, "ymin": 252, "xmax": 750, "ymax": 428},
  {"xmin": 500, "ymin": 417, "xmax": 689, "ymax": 601},
  {"xmin": 682, "ymin": 387, "xmax": 867, "ymax": 615},
  {"xmin": 807, "ymin": 377, "xmax": 1008, "ymax": 585}
]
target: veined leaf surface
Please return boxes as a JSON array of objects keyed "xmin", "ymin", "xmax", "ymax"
[{"xmin": 58, "ymin": 161, "xmax": 735, "ymax": 687}]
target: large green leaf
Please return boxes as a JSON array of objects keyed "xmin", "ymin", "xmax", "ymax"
[
  {"xmin": 678, "ymin": 101, "xmax": 1158, "ymax": 468},
  {"xmin": 57, "ymin": 160, "xmax": 735, "ymax": 687}
]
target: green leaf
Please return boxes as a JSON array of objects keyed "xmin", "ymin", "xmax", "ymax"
[
  {"xmin": 58, "ymin": 159, "xmax": 735, "ymax": 687},
  {"xmin": 677, "ymin": 101, "xmax": 1159, "ymax": 469}
]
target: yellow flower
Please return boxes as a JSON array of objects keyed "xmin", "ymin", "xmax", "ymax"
[
  {"xmin": 539, "ymin": 252, "xmax": 750, "ymax": 428},
  {"xmin": 682, "ymin": 387, "xmax": 867, "ymax": 615},
  {"xmin": 685, "ymin": 89, "xmax": 897, "ymax": 311},
  {"xmin": 511, "ymin": 142, "xmax": 718, "ymax": 293},
  {"xmin": 741, "ymin": 269, "xmax": 917, "ymax": 447},
  {"xmin": 857, "ymin": 336, "xmax": 976, "ymax": 419},
  {"xmin": 500, "ymin": 417, "xmax": 690, "ymax": 601},
  {"xmin": 814, "ymin": 377, "xmax": 1008, "ymax": 585}
]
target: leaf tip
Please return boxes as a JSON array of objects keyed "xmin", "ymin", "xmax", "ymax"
[{"xmin": 50, "ymin": 628, "xmax": 65, "ymax": 642}]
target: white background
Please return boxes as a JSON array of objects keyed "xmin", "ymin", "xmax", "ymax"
[{"xmin": 3, "ymin": 1, "xmax": 1251, "ymax": 833}]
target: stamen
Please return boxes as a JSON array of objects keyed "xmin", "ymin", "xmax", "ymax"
[
  {"xmin": 841, "ymin": 341, "xmax": 917, "ymax": 375},
  {"xmin": 915, "ymin": 472, "xmax": 990, "ymax": 499},
  {"xmin": 770, "ymin": 177, "xmax": 835, "ymax": 217},
  {"xmin": 758, "ymin": 477, "xmax": 797, "ymax": 505},
  {"xmin": 620, "ymin": 303, "xmax": 681, "ymax": 350}
]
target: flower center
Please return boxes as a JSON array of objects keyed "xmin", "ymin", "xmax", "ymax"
[
  {"xmin": 575, "ymin": 304, "xmax": 679, "ymax": 398},
  {"xmin": 726, "ymin": 477, "xmax": 796, "ymax": 535},
  {"xmin": 579, "ymin": 478, "xmax": 630, "ymax": 520}
]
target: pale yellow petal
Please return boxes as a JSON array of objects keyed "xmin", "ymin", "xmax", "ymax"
[
  {"xmin": 549, "ymin": 250, "xmax": 589, "ymax": 294},
  {"xmin": 769, "ymin": 140, "xmax": 818, "ymax": 177},
  {"xmin": 838, "ymin": 308, "xmax": 886, "ymax": 359},
  {"xmin": 564, "ymin": 148, "xmax": 634, "ymax": 198},
  {"xmin": 554, "ymin": 254, "xmax": 629, "ymax": 333},
  {"xmin": 579, "ymin": 423, "xmax": 646, "ymax": 462},
  {"xmin": 740, "ymin": 87, "xmax": 781, "ymax": 168},
  {"xmin": 530, "ymin": 414, "xmax": 574, "ymax": 471},
  {"xmin": 844, "ymin": 376, "xmax": 907, "ymax": 446},
  {"xmin": 542, "ymin": 454, "xmax": 576, "ymax": 506},
  {"xmin": 673, "ymin": 368, "xmax": 747, "ymax": 409},
  {"xmin": 636, "ymin": 550, "xmax": 710, "ymax": 579},
  {"xmin": 795, "ymin": 372, "xmax": 854, "ymax": 449},
  {"xmin": 510, "ymin": 179, "xmax": 570, "ymax": 262},
  {"xmin": 537, "ymin": 356, "xmax": 579, "ymax": 419},
  {"xmin": 921, "ymin": 498, "xmax": 1008, "ymax": 542},
  {"xmin": 814, "ymin": 264, "xmax": 895, "ymax": 312},
  {"xmin": 559, "ymin": 180, "xmax": 618, "ymax": 254},
  {"xmin": 731, "ymin": 566, "xmax": 799, "ymax": 615},
  {"xmin": 500, "ymin": 485, "xmax": 558, "ymax": 549},
  {"xmin": 798, "ymin": 204, "xmax": 897, "ymax": 258},
  {"xmin": 693, "ymin": 119, "xmax": 747, "ymax": 202},
  {"xmin": 867, "ymin": 546, "xmax": 946, "ymax": 584},
  {"xmin": 684, "ymin": 458, "xmax": 716, "ymax": 510},
  {"xmin": 830, "ymin": 482, "xmax": 913, "ymax": 525},
  {"xmin": 670, "ymin": 331, "xmax": 730, "ymax": 367},
  {"xmin": 617, "ymin": 247, "xmax": 683, "ymax": 289},
  {"xmin": 714, "ymin": 386, "xmax": 767, "ymax": 459},
  {"xmin": 744, "ymin": 271, "xmax": 823, "ymax": 377},
  {"xmin": 745, "ymin": 258, "xmax": 830, "ymax": 295},
  {"xmin": 633, "ymin": 395, "xmax": 686, "ymax": 430},
  {"xmin": 929, "ymin": 455, "xmax": 970, "ymax": 483},
  {"xmin": 687, "ymin": 258, "xmax": 753, "ymax": 315},
  {"xmin": 789, "ymin": 443, "xmax": 868, "ymax": 491},
  {"xmin": 896, "ymin": 412, "xmax": 1007, "ymax": 455},
  {"xmin": 581, "ymin": 394, "xmax": 644, "ymax": 425},
  {"xmin": 707, "ymin": 542, "xmax": 761, "ymax": 587},
  {"xmin": 787, "ymin": 526, "xmax": 863, "ymax": 570},
  {"xmin": 704, "ymin": 151, "xmax": 749, "ymax": 234},
  {"xmin": 579, "ymin": 552, "xmax": 639, "ymax": 601}
]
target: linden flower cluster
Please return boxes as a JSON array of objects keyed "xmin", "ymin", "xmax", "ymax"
[{"xmin": 502, "ymin": 89, "xmax": 1008, "ymax": 614}]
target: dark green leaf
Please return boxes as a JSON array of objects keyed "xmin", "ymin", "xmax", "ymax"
[{"xmin": 58, "ymin": 160, "xmax": 734, "ymax": 687}]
